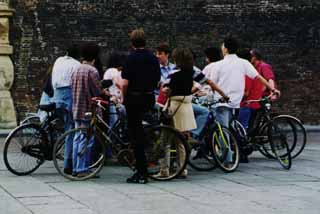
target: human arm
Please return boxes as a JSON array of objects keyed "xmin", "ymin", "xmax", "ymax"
[
  {"xmin": 255, "ymin": 75, "xmax": 280, "ymax": 96},
  {"xmin": 193, "ymin": 66, "xmax": 229, "ymax": 101},
  {"xmin": 206, "ymin": 79, "xmax": 229, "ymax": 101},
  {"xmin": 88, "ymin": 69, "xmax": 104, "ymax": 97},
  {"xmin": 246, "ymin": 61, "xmax": 280, "ymax": 97}
]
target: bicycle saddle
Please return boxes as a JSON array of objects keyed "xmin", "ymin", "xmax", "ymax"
[{"xmin": 39, "ymin": 103, "xmax": 56, "ymax": 112}]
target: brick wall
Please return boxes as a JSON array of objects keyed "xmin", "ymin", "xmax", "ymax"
[{"xmin": 9, "ymin": 0, "xmax": 320, "ymax": 124}]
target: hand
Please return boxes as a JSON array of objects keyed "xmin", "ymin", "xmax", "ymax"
[
  {"xmin": 103, "ymin": 89, "xmax": 111, "ymax": 96},
  {"xmin": 271, "ymin": 89, "xmax": 281, "ymax": 98},
  {"xmin": 271, "ymin": 89, "xmax": 280, "ymax": 101},
  {"xmin": 195, "ymin": 91, "xmax": 207, "ymax": 97},
  {"xmin": 221, "ymin": 96, "xmax": 230, "ymax": 103},
  {"xmin": 110, "ymin": 96, "xmax": 118, "ymax": 104}
]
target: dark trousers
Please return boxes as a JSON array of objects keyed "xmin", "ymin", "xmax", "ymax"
[{"xmin": 125, "ymin": 94, "xmax": 155, "ymax": 175}]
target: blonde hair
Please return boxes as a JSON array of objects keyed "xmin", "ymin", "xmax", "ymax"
[{"xmin": 130, "ymin": 28, "xmax": 146, "ymax": 48}]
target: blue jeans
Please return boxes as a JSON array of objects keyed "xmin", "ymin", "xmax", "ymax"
[
  {"xmin": 52, "ymin": 87, "xmax": 72, "ymax": 112},
  {"xmin": 73, "ymin": 120, "xmax": 94, "ymax": 173},
  {"xmin": 191, "ymin": 103, "xmax": 210, "ymax": 138},
  {"xmin": 215, "ymin": 106, "xmax": 233, "ymax": 162},
  {"xmin": 52, "ymin": 87, "xmax": 74, "ymax": 170},
  {"xmin": 238, "ymin": 107, "xmax": 255, "ymax": 130},
  {"xmin": 109, "ymin": 104, "xmax": 126, "ymax": 128},
  {"xmin": 38, "ymin": 92, "xmax": 52, "ymax": 122},
  {"xmin": 107, "ymin": 104, "xmax": 126, "ymax": 157}
]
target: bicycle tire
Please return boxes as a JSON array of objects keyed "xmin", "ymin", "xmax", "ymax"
[
  {"xmin": 145, "ymin": 125, "xmax": 189, "ymax": 181},
  {"xmin": 3, "ymin": 123, "xmax": 46, "ymax": 176},
  {"xmin": 188, "ymin": 133, "xmax": 217, "ymax": 171},
  {"xmin": 52, "ymin": 128, "xmax": 106, "ymax": 181},
  {"xmin": 257, "ymin": 123, "xmax": 274, "ymax": 159},
  {"xmin": 259, "ymin": 116, "xmax": 297, "ymax": 159},
  {"xmin": 211, "ymin": 126, "xmax": 239, "ymax": 173},
  {"xmin": 274, "ymin": 115, "xmax": 306, "ymax": 159},
  {"xmin": 268, "ymin": 121, "xmax": 292, "ymax": 169},
  {"xmin": 20, "ymin": 115, "xmax": 40, "ymax": 125}
]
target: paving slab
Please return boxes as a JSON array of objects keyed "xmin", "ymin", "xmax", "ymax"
[{"xmin": 0, "ymin": 134, "xmax": 319, "ymax": 214}]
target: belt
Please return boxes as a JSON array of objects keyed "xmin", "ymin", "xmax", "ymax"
[{"xmin": 129, "ymin": 91, "xmax": 153, "ymax": 96}]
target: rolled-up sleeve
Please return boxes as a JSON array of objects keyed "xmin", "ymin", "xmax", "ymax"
[{"xmin": 245, "ymin": 61, "xmax": 259, "ymax": 79}]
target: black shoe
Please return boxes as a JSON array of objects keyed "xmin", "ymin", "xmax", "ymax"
[
  {"xmin": 240, "ymin": 155, "xmax": 249, "ymax": 163},
  {"xmin": 126, "ymin": 172, "xmax": 148, "ymax": 184}
]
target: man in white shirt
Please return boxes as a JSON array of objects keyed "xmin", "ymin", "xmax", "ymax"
[{"xmin": 51, "ymin": 44, "xmax": 81, "ymax": 174}]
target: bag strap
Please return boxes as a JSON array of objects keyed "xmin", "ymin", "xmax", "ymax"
[{"xmin": 167, "ymin": 96, "xmax": 186, "ymax": 117}]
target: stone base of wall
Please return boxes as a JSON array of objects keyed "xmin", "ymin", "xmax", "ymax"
[{"xmin": 0, "ymin": 90, "xmax": 17, "ymax": 128}]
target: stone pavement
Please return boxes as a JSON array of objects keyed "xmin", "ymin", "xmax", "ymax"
[{"xmin": 0, "ymin": 133, "xmax": 319, "ymax": 214}]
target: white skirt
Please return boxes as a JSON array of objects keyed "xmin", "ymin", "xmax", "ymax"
[{"xmin": 166, "ymin": 95, "xmax": 197, "ymax": 132}]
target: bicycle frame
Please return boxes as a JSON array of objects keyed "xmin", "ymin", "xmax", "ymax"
[{"xmin": 78, "ymin": 99, "xmax": 128, "ymax": 157}]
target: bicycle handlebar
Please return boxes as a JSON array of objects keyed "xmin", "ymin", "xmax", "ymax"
[
  {"xmin": 91, "ymin": 97, "xmax": 109, "ymax": 110},
  {"xmin": 192, "ymin": 96, "xmax": 228, "ymax": 107},
  {"xmin": 244, "ymin": 94, "xmax": 274, "ymax": 104}
]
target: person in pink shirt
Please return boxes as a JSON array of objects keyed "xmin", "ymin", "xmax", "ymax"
[{"xmin": 250, "ymin": 49, "xmax": 276, "ymax": 97}]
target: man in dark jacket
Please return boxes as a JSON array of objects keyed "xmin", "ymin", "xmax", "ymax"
[{"xmin": 121, "ymin": 29, "xmax": 161, "ymax": 184}]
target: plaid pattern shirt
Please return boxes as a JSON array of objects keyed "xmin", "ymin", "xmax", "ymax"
[{"xmin": 71, "ymin": 64, "xmax": 102, "ymax": 121}]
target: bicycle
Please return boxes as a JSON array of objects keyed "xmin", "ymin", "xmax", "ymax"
[
  {"xmin": 253, "ymin": 104, "xmax": 306, "ymax": 159},
  {"xmin": 3, "ymin": 103, "xmax": 65, "ymax": 175},
  {"xmin": 230, "ymin": 95, "xmax": 292, "ymax": 169},
  {"xmin": 19, "ymin": 112, "xmax": 41, "ymax": 125},
  {"xmin": 188, "ymin": 97, "xmax": 240, "ymax": 172},
  {"xmin": 52, "ymin": 96, "xmax": 189, "ymax": 181}
]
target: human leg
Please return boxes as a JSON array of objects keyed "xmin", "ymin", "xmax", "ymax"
[
  {"xmin": 191, "ymin": 104, "xmax": 210, "ymax": 138},
  {"xmin": 63, "ymin": 110, "xmax": 74, "ymax": 173},
  {"xmin": 125, "ymin": 97, "xmax": 148, "ymax": 183},
  {"xmin": 215, "ymin": 106, "xmax": 233, "ymax": 162},
  {"xmin": 237, "ymin": 107, "xmax": 253, "ymax": 130},
  {"xmin": 72, "ymin": 120, "xmax": 94, "ymax": 174}
]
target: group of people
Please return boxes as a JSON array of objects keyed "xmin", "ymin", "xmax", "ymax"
[{"xmin": 39, "ymin": 28, "xmax": 279, "ymax": 184}]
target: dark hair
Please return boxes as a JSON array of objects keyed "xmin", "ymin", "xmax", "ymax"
[
  {"xmin": 224, "ymin": 37, "xmax": 239, "ymax": 54},
  {"xmin": 67, "ymin": 43, "xmax": 80, "ymax": 60},
  {"xmin": 250, "ymin": 49, "xmax": 263, "ymax": 60},
  {"xmin": 156, "ymin": 42, "xmax": 171, "ymax": 54},
  {"xmin": 204, "ymin": 47, "xmax": 222, "ymax": 62},
  {"xmin": 172, "ymin": 48, "xmax": 194, "ymax": 71},
  {"xmin": 237, "ymin": 48, "xmax": 252, "ymax": 61},
  {"xmin": 81, "ymin": 43, "xmax": 100, "ymax": 61},
  {"xmin": 130, "ymin": 29, "xmax": 146, "ymax": 48},
  {"xmin": 107, "ymin": 52, "xmax": 127, "ymax": 69}
]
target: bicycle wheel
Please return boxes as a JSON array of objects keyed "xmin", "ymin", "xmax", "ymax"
[
  {"xmin": 268, "ymin": 121, "xmax": 292, "ymax": 169},
  {"xmin": 188, "ymin": 134, "xmax": 217, "ymax": 171},
  {"xmin": 52, "ymin": 128, "xmax": 106, "ymax": 181},
  {"xmin": 3, "ymin": 123, "xmax": 46, "ymax": 176},
  {"xmin": 20, "ymin": 114, "xmax": 40, "ymax": 125},
  {"xmin": 211, "ymin": 126, "xmax": 239, "ymax": 173},
  {"xmin": 145, "ymin": 125, "xmax": 189, "ymax": 181},
  {"xmin": 274, "ymin": 116, "xmax": 306, "ymax": 159},
  {"xmin": 259, "ymin": 116, "xmax": 297, "ymax": 159}
]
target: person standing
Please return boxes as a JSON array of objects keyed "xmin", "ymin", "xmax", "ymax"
[
  {"xmin": 122, "ymin": 29, "xmax": 161, "ymax": 184},
  {"xmin": 158, "ymin": 48, "xmax": 197, "ymax": 178},
  {"xmin": 51, "ymin": 44, "xmax": 81, "ymax": 174},
  {"xmin": 70, "ymin": 43, "xmax": 106, "ymax": 177}
]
